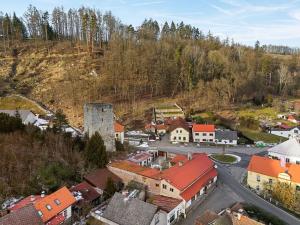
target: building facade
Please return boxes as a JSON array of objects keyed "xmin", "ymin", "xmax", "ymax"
[
  {"xmin": 269, "ymin": 127, "xmax": 300, "ymax": 139},
  {"xmin": 84, "ymin": 103, "xmax": 115, "ymax": 151},
  {"xmin": 192, "ymin": 124, "xmax": 215, "ymax": 143}
]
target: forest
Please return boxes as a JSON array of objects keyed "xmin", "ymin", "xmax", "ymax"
[{"xmin": 0, "ymin": 5, "xmax": 299, "ymax": 126}]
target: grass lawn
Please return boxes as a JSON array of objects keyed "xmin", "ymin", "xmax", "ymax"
[
  {"xmin": 210, "ymin": 154, "xmax": 237, "ymax": 163},
  {"xmin": 0, "ymin": 95, "xmax": 46, "ymax": 115},
  {"xmin": 238, "ymin": 107, "xmax": 278, "ymax": 120},
  {"xmin": 240, "ymin": 128, "xmax": 287, "ymax": 143}
]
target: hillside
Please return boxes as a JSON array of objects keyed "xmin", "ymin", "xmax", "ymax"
[{"xmin": 0, "ymin": 6, "xmax": 299, "ymax": 128}]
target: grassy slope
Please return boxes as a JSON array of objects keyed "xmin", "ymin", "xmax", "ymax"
[
  {"xmin": 0, "ymin": 95, "xmax": 46, "ymax": 115},
  {"xmin": 210, "ymin": 154, "xmax": 236, "ymax": 163}
]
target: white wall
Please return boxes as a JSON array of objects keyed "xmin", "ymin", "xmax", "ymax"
[
  {"xmin": 170, "ymin": 128, "xmax": 189, "ymax": 143},
  {"xmin": 270, "ymin": 128, "xmax": 300, "ymax": 139},
  {"xmin": 215, "ymin": 139, "xmax": 237, "ymax": 146},
  {"xmin": 115, "ymin": 131, "xmax": 125, "ymax": 144},
  {"xmin": 193, "ymin": 132, "xmax": 215, "ymax": 143},
  {"xmin": 268, "ymin": 152, "xmax": 300, "ymax": 165}
]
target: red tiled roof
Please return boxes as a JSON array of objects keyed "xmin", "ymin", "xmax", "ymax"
[
  {"xmin": 0, "ymin": 204, "xmax": 44, "ymax": 225},
  {"xmin": 170, "ymin": 154, "xmax": 188, "ymax": 164},
  {"xmin": 70, "ymin": 181, "xmax": 100, "ymax": 202},
  {"xmin": 160, "ymin": 154, "xmax": 215, "ymax": 190},
  {"xmin": 151, "ymin": 195, "xmax": 182, "ymax": 213},
  {"xmin": 46, "ymin": 214, "xmax": 65, "ymax": 225},
  {"xmin": 248, "ymin": 155, "xmax": 300, "ymax": 183},
  {"xmin": 34, "ymin": 187, "xmax": 76, "ymax": 223},
  {"xmin": 169, "ymin": 117, "xmax": 189, "ymax": 132},
  {"xmin": 9, "ymin": 196, "xmax": 44, "ymax": 212},
  {"xmin": 180, "ymin": 169, "xmax": 217, "ymax": 201},
  {"xmin": 192, "ymin": 124, "xmax": 215, "ymax": 132},
  {"xmin": 84, "ymin": 168, "xmax": 121, "ymax": 190},
  {"xmin": 156, "ymin": 124, "xmax": 167, "ymax": 130},
  {"xmin": 114, "ymin": 122, "xmax": 124, "ymax": 133}
]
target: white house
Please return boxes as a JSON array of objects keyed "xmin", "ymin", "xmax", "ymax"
[
  {"xmin": 0, "ymin": 109, "xmax": 37, "ymax": 124},
  {"xmin": 268, "ymin": 138, "xmax": 300, "ymax": 164},
  {"xmin": 215, "ymin": 130, "xmax": 238, "ymax": 146},
  {"xmin": 114, "ymin": 122, "xmax": 125, "ymax": 144},
  {"xmin": 169, "ymin": 118, "xmax": 189, "ymax": 143},
  {"xmin": 151, "ymin": 195, "xmax": 185, "ymax": 225},
  {"xmin": 269, "ymin": 127, "xmax": 300, "ymax": 139},
  {"xmin": 192, "ymin": 124, "xmax": 215, "ymax": 143}
]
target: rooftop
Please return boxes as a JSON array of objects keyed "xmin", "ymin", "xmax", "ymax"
[
  {"xmin": 193, "ymin": 124, "xmax": 215, "ymax": 132},
  {"xmin": 115, "ymin": 122, "xmax": 125, "ymax": 132},
  {"xmin": 0, "ymin": 110, "xmax": 36, "ymax": 123},
  {"xmin": 0, "ymin": 204, "xmax": 43, "ymax": 225},
  {"xmin": 248, "ymin": 155, "xmax": 300, "ymax": 183},
  {"xmin": 70, "ymin": 181, "xmax": 101, "ymax": 202},
  {"xmin": 268, "ymin": 138, "xmax": 300, "ymax": 157},
  {"xmin": 215, "ymin": 130, "xmax": 238, "ymax": 141},
  {"xmin": 102, "ymin": 192, "xmax": 157, "ymax": 225},
  {"xmin": 128, "ymin": 152, "xmax": 153, "ymax": 163},
  {"xmin": 84, "ymin": 168, "xmax": 121, "ymax": 190},
  {"xmin": 150, "ymin": 195, "xmax": 182, "ymax": 213},
  {"xmin": 9, "ymin": 195, "xmax": 44, "ymax": 212},
  {"xmin": 34, "ymin": 187, "xmax": 76, "ymax": 223},
  {"xmin": 168, "ymin": 117, "xmax": 189, "ymax": 132},
  {"xmin": 195, "ymin": 210, "xmax": 219, "ymax": 225}
]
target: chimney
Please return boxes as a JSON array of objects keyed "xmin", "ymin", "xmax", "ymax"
[
  {"xmin": 237, "ymin": 213, "xmax": 242, "ymax": 220},
  {"xmin": 41, "ymin": 191, "xmax": 45, "ymax": 198},
  {"xmin": 188, "ymin": 152, "xmax": 192, "ymax": 160},
  {"xmin": 30, "ymin": 195, "xmax": 35, "ymax": 202},
  {"xmin": 179, "ymin": 161, "xmax": 183, "ymax": 166}
]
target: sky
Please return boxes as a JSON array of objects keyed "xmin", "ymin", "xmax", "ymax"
[{"xmin": 2, "ymin": 0, "xmax": 300, "ymax": 47}]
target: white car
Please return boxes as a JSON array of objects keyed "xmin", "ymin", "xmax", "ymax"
[{"xmin": 172, "ymin": 141, "xmax": 179, "ymax": 144}]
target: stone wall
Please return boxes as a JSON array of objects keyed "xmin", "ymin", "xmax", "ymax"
[{"xmin": 84, "ymin": 103, "xmax": 115, "ymax": 151}]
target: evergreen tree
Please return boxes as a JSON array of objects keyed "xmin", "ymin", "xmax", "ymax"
[
  {"xmin": 84, "ymin": 132, "xmax": 108, "ymax": 168},
  {"xmin": 53, "ymin": 109, "xmax": 68, "ymax": 131},
  {"xmin": 103, "ymin": 177, "xmax": 116, "ymax": 199}
]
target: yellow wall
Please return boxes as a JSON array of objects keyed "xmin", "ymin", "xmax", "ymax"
[{"xmin": 247, "ymin": 171, "xmax": 300, "ymax": 192}]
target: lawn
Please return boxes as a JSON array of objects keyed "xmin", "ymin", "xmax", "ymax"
[
  {"xmin": 238, "ymin": 107, "xmax": 278, "ymax": 120},
  {"xmin": 0, "ymin": 95, "xmax": 46, "ymax": 115},
  {"xmin": 210, "ymin": 154, "xmax": 237, "ymax": 163},
  {"xmin": 240, "ymin": 128, "xmax": 287, "ymax": 143}
]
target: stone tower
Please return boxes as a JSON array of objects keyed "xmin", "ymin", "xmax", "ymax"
[{"xmin": 84, "ymin": 103, "xmax": 115, "ymax": 152}]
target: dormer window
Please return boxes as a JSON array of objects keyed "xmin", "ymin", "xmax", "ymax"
[
  {"xmin": 46, "ymin": 204, "xmax": 52, "ymax": 211},
  {"xmin": 54, "ymin": 199, "xmax": 61, "ymax": 205},
  {"xmin": 38, "ymin": 211, "xmax": 43, "ymax": 217}
]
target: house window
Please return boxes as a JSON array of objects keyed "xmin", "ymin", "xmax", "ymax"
[
  {"xmin": 229, "ymin": 140, "xmax": 233, "ymax": 143},
  {"xmin": 269, "ymin": 179, "xmax": 273, "ymax": 184},
  {"xmin": 46, "ymin": 204, "xmax": 52, "ymax": 211},
  {"xmin": 155, "ymin": 183, "xmax": 159, "ymax": 187},
  {"xmin": 170, "ymin": 188, "xmax": 174, "ymax": 192},
  {"xmin": 173, "ymin": 137, "xmax": 176, "ymax": 140},
  {"xmin": 54, "ymin": 199, "xmax": 61, "ymax": 205},
  {"xmin": 163, "ymin": 184, "xmax": 167, "ymax": 189},
  {"xmin": 209, "ymin": 139, "xmax": 213, "ymax": 142},
  {"xmin": 179, "ymin": 137, "xmax": 181, "ymax": 140},
  {"xmin": 195, "ymin": 133, "xmax": 199, "ymax": 136},
  {"xmin": 256, "ymin": 175, "xmax": 260, "ymax": 182},
  {"xmin": 209, "ymin": 133, "xmax": 213, "ymax": 136},
  {"xmin": 296, "ymin": 186, "xmax": 300, "ymax": 191},
  {"xmin": 38, "ymin": 211, "xmax": 43, "ymax": 217},
  {"xmin": 183, "ymin": 137, "xmax": 186, "ymax": 141},
  {"xmin": 296, "ymin": 161, "xmax": 300, "ymax": 165},
  {"xmin": 256, "ymin": 185, "xmax": 260, "ymax": 191},
  {"xmin": 295, "ymin": 130, "xmax": 299, "ymax": 134},
  {"xmin": 286, "ymin": 158, "xmax": 290, "ymax": 163},
  {"xmin": 180, "ymin": 130, "xmax": 182, "ymax": 133},
  {"xmin": 203, "ymin": 139, "xmax": 207, "ymax": 142},
  {"xmin": 176, "ymin": 130, "xmax": 178, "ymax": 133},
  {"xmin": 203, "ymin": 133, "xmax": 207, "ymax": 136}
]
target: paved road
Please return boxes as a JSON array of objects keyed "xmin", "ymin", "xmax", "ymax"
[{"xmin": 217, "ymin": 163, "xmax": 300, "ymax": 225}]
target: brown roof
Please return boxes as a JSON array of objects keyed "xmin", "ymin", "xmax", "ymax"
[
  {"xmin": 70, "ymin": 181, "xmax": 101, "ymax": 202},
  {"xmin": 169, "ymin": 117, "xmax": 189, "ymax": 132},
  {"xmin": 195, "ymin": 210, "xmax": 219, "ymax": 225},
  {"xmin": 151, "ymin": 195, "xmax": 182, "ymax": 213},
  {"xmin": 0, "ymin": 204, "xmax": 43, "ymax": 225},
  {"xmin": 84, "ymin": 168, "xmax": 121, "ymax": 190}
]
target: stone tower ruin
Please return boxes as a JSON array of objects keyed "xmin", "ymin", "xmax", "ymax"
[{"xmin": 84, "ymin": 103, "xmax": 115, "ymax": 152}]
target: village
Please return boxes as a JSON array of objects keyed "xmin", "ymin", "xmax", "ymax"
[{"xmin": 0, "ymin": 98, "xmax": 300, "ymax": 225}]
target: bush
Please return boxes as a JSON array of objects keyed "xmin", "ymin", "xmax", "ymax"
[{"xmin": 0, "ymin": 112, "xmax": 24, "ymax": 133}]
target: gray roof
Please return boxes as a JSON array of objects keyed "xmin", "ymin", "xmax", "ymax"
[
  {"xmin": 0, "ymin": 204, "xmax": 43, "ymax": 225},
  {"xmin": 103, "ymin": 193, "xmax": 158, "ymax": 225},
  {"xmin": 0, "ymin": 110, "xmax": 36, "ymax": 124},
  {"xmin": 270, "ymin": 127, "xmax": 299, "ymax": 132},
  {"xmin": 268, "ymin": 138, "xmax": 300, "ymax": 157},
  {"xmin": 215, "ymin": 130, "xmax": 238, "ymax": 141}
]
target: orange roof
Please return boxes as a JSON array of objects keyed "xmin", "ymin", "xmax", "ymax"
[
  {"xmin": 109, "ymin": 161, "xmax": 160, "ymax": 179},
  {"xmin": 170, "ymin": 154, "xmax": 188, "ymax": 164},
  {"xmin": 160, "ymin": 154, "xmax": 215, "ymax": 190},
  {"xmin": 114, "ymin": 122, "xmax": 124, "ymax": 132},
  {"xmin": 34, "ymin": 187, "xmax": 76, "ymax": 223},
  {"xmin": 248, "ymin": 155, "xmax": 300, "ymax": 183},
  {"xmin": 192, "ymin": 124, "xmax": 215, "ymax": 132},
  {"xmin": 180, "ymin": 169, "xmax": 217, "ymax": 200}
]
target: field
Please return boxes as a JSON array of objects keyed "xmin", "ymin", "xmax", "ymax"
[
  {"xmin": 237, "ymin": 107, "xmax": 278, "ymax": 120},
  {"xmin": 0, "ymin": 95, "xmax": 46, "ymax": 115}
]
